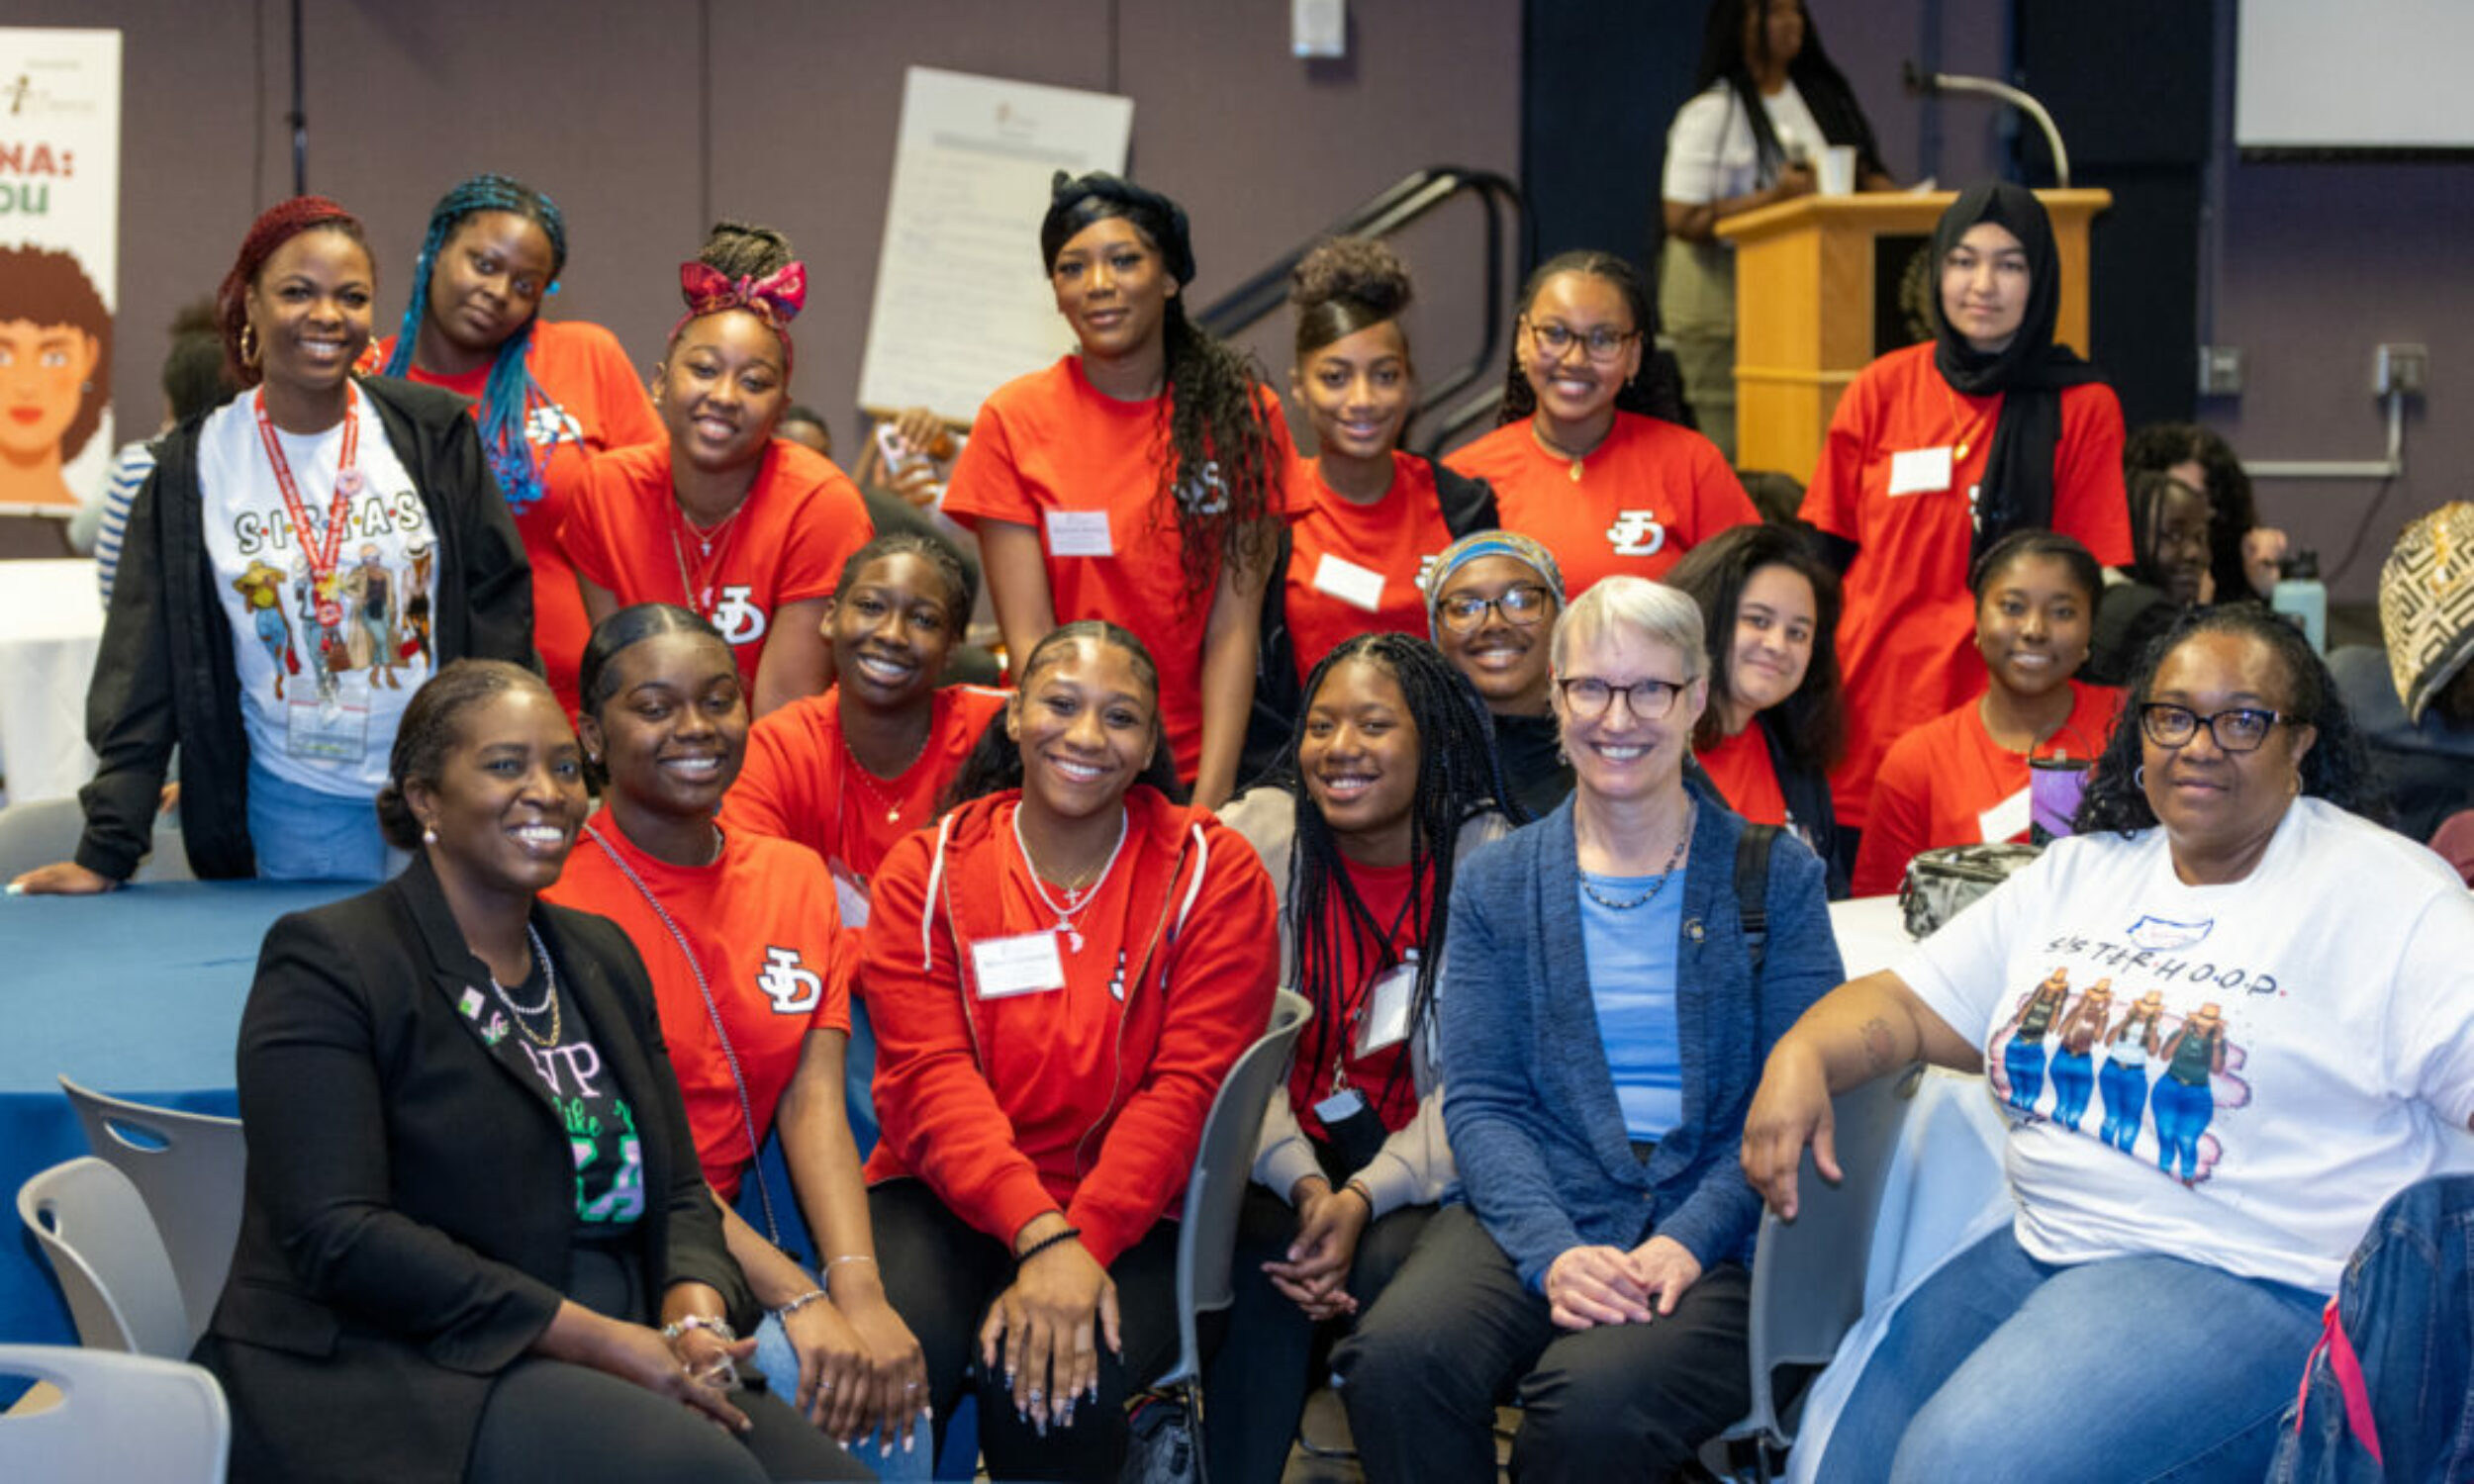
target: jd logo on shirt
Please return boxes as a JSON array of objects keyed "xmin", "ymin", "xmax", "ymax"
[
  {"xmin": 756, "ymin": 947, "xmax": 823, "ymax": 1013},
  {"xmin": 711, "ymin": 585, "xmax": 768, "ymax": 646},
  {"xmin": 1606, "ymin": 510, "xmax": 1666, "ymax": 557}
]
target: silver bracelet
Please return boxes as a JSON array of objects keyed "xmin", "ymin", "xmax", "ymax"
[
  {"xmin": 775, "ymin": 1287, "xmax": 830, "ymax": 1320},
  {"xmin": 823, "ymin": 1253, "xmax": 876, "ymax": 1292},
  {"xmin": 659, "ymin": 1313, "xmax": 737, "ymax": 1345}
]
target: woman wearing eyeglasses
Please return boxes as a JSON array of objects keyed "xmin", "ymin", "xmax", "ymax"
[
  {"xmin": 1423, "ymin": 531, "xmax": 1572, "ymax": 818},
  {"xmin": 1335, "ymin": 577, "xmax": 1841, "ymax": 1484},
  {"xmin": 1745, "ymin": 603, "xmax": 2474, "ymax": 1481},
  {"xmin": 1447, "ymin": 251, "xmax": 1758, "ymax": 603}
]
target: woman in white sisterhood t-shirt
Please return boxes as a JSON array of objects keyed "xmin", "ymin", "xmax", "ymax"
[{"xmin": 1743, "ymin": 603, "xmax": 2474, "ymax": 1484}]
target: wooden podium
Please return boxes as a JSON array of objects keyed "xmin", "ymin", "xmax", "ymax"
[{"xmin": 1714, "ymin": 189, "xmax": 2110, "ymax": 481}]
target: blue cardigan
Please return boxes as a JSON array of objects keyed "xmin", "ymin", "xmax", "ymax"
[{"xmin": 1439, "ymin": 784, "xmax": 1844, "ymax": 1288}]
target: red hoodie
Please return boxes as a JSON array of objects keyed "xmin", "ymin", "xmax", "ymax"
[{"xmin": 859, "ymin": 786, "xmax": 1278, "ymax": 1266}]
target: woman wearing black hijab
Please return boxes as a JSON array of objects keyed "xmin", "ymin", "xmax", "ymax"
[{"xmin": 1795, "ymin": 181, "xmax": 2131, "ymax": 845}]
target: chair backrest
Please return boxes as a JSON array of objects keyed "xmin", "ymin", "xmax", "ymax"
[
  {"xmin": 1159, "ymin": 988, "xmax": 1312, "ymax": 1392},
  {"xmin": 1732, "ymin": 1065, "xmax": 1925, "ymax": 1454},
  {"xmin": 16, "ymin": 1158, "xmax": 192, "ymax": 1359},
  {"xmin": 0, "ymin": 797, "xmax": 83, "ymax": 880},
  {"xmin": 0, "ymin": 1343, "xmax": 231, "ymax": 1484},
  {"xmin": 59, "ymin": 1078, "xmax": 247, "ymax": 1346}
]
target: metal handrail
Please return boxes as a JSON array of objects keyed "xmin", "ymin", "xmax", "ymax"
[{"xmin": 1194, "ymin": 166, "xmax": 1527, "ymax": 456}]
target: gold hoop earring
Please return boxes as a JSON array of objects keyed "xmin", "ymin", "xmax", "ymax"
[{"xmin": 238, "ymin": 323, "xmax": 262, "ymax": 368}]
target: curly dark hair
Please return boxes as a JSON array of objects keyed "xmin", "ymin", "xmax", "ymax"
[
  {"xmin": 2073, "ymin": 604, "xmax": 2374, "ymax": 837},
  {"xmin": 2125, "ymin": 421, "xmax": 2259, "ymax": 602},
  {"xmin": 1495, "ymin": 250, "xmax": 1688, "ymax": 426},
  {"xmin": 946, "ymin": 619, "xmax": 1187, "ymax": 807},
  {"xmin": 0, "ymin": 243, "xmax": 113, "ymax": 461},
  {"xmin": 1666, "ymin": 523, "xmax": 1847, "ymax": 770},
  {"xmin": 1290, "ymin": 235, "xmax": 1414, "ymax": 362},
  {"xmin": 376, "ymin": 659, "xmax": 560, "ymax": 849}
]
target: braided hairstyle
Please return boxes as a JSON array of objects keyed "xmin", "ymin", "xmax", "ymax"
[
  {"xmin": 375, "ymin": 659, "xmax": 556, "ymax": 849},
  {"xmin": 1495, "ymin": 249, "xmax": 1687, "ymax": 426},
  {"xmin": 2125, "ymin": 420, "xmax": 2260, "ymax": 602},
  {"xmin": 381, "ymin": 174, "xmax": 570, "ymax": 513},
  {"xmin": 1042, "ymin": 173, "xmax": 1282, "ymax": 605},
  {"xmin": 215, "ymin": 196, "xmax": 368, "ymax": 389},
  {"xmin": 946, "ymin": 619, "xmax": 1187, "ymax": 807},
  {"xmin": 1272, "ymin": 633, "xmax": 1510, "ymax": 1105}
]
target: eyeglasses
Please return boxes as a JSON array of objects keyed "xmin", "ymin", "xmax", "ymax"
[
  {"xmin": 1558, "ymin": 676, "xmax": 1686, "ymax": 721},
  {"xmin": 1521, "ymin": 318, "xmax": 1640, "ymax": 365},
  {"xmin": 1436, "ymin": 584, "xmax": 1556, "ymax": 634},
  {"xmin": 2137, "ymin": 702, "xmax": 2290, "ymax": 753}
]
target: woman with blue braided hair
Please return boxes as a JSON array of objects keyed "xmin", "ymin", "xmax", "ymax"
[{"xmin": 377, "ymin": 173, "xmax": 661, "ymax": 714}]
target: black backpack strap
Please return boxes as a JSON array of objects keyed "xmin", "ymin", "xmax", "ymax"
[{"xmin": 1736, "ymin": 823, "xmax": 1780, "ymax": 976}]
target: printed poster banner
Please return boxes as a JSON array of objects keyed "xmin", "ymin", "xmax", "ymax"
[{"xmin": 0, "ymin": 28, "xmax": 120, "ymax": 517}]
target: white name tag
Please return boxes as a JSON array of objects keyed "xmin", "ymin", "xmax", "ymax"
[
  {"xmin": 1044, "ymin": 509, "xmax": 1114, "ymax": 558},
  {"xmin": 1313, "ymin": 1087, "xmax": 1369, "ymax": 1125},
  {"xmin": 1354, "ymin": 958, "xmax": 1417, "ymax": 1058},
  {"xmin": 1887, "ymin": 446, "xmax": 1955, "ymax": 498},
  {"xmin": 1978, "ymin": 787, "xmax": 2033, "ymax": 844},
  {"xmin": 827, "ymin": 857, "xmax": 871, "ymax": 930},
  {"xmin": 971, "ymin": 931, "xmax": 1068, "ymax": 999},
  {"xmin": 1311, "ymin": 552, "xmax": 1387, "ymax": 612}
]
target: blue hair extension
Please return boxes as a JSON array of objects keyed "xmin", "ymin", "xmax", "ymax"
[{"xmin": 382, "ymin": 173, "xmax": 572, "ymax": 514}]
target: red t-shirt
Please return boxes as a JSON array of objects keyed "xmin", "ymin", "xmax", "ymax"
[
  {"xmin": 1287, "ymin": 855, "xmax": 1423, "ymax": 1140},
  {"xmin": 375, "ymin": 321, "xmax": 662, "ymax": 715},
  {"xmin": 1698, "ymin": 723, "xmax": 1788, "ymax": 827},
  {"xmin": 720, "ymin": 683, "xmax": 1010, "ymax": 908},
  {"xmin": 1284, "ymin": 452, "xmax": 1458, "ymax": 689},
  {"xmin": 562, "ymin": 438, "xmax": 872, "ymax": 696},
  {"xmin": 1800, "ymin": 342, "xmax": 2130, "ymax": 828},
  {"xmin": 941, "ymin": 355, "xmax": 1295, "ymax": 781},
  {"xmin": 1445, "ymin": 410, "xmax": 1757, "ymax": 600},
  {"xmin": 545, "ymin": 819, "xmax": 854, "ymax": 1199},
  {"xmin": 1850, "ymin": 679, "xmax": 2123, "ymax": 897}
]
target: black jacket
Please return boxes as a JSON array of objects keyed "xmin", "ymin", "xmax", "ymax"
[
  {"xmin": 197, "ymin": 854, "xmax": 750, "ymax": 1484},
  {"xmin": 75, "ymin": 376, "xmax": 533, "ymax": 881}
]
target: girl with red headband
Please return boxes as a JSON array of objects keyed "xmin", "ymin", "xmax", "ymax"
[
  {"xmin": 563, "ymin": 221, "xmax": 873, "ymax": 720},
  {"xmin": 12, "ymin": 196, "xmax": 532, "ymax": 893}
]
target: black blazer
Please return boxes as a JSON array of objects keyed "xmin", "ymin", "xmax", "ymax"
[{"xmin": 197, "ymin": 854, "xmax": 750, "ymax": 1484}]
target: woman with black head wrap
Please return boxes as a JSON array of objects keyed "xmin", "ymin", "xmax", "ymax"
[
  {"xmin": 1796, "ymin": 181, "xmax": 2130, "ymax": 847},
  {"xmin": 942, "ymin": 171, "xmax": 1290, "ymax": 810}
]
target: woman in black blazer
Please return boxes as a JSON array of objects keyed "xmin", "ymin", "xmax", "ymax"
[{"xmin": 195, "ymin": 660, "xmax": 868, "ymax": 1483}]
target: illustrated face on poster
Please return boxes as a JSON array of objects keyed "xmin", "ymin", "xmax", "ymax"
[{"xmin": 0, "ymin": 244, "xmax": 111, "ymax": 510}]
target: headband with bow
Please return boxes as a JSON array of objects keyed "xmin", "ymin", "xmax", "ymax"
[{"xmin": 671, "ymin": 259, "xmax": 807, "ymax": 370}]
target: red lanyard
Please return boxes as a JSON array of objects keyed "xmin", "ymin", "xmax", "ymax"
[{"xmin": 255, "ymin": 385, "xmax": 362, "ymax": 629}]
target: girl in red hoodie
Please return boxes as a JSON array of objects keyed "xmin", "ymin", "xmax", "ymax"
[{"xmin": 859, "ymin": 619, "xmax": 1278, "ymax": 1481}]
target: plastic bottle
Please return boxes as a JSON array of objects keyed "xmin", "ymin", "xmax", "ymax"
[{"xmin": 2271, "ymin": 549, "xmax": 2328, "ymax": 654}]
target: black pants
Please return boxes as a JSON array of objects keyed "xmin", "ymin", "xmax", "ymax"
[
  {"xmin": 1331, "ymin": 1204, "xmax": 1751, "ymax": 1484},
  {"xmin": 1201, "ymin": 1182, "xmax": 1434, "ymax": 1484},
  {"xmin": 869, "ymin": 1177, "xmax": 1182, "ymax": 1482},
  {"xmin": 466, "ymin": 1355, "xmax": 873, "ymax": 1483}
]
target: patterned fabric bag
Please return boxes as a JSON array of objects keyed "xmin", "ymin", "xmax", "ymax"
[
  {"xmin": 2378, "ymin": 501, "xmax": 2474, "ymax": 723},
  {"xmin": 1896, "ymin": 842, "xmax": 2043, "ymax": 940}
]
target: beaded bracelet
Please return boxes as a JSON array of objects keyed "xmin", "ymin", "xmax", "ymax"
[
  {"xmin": 660, "ymin": 1313, "xmax": 738, "ymax": 1345},
  {"xmin": 1014, "ymin": 1226, "xmax": 1084, "ymax": 1266}
]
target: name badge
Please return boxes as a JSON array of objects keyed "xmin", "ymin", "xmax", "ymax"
[
  {"xmin": 1979, "ymin": 787, "xmax": 2033, "ymax": 845},
  {"xmin": 1311, "ymin": 552, "xmax": 1386, "ymax": 612},
  {"xmin": 827, "ymin": 857, "xmax": 871, "ymax": 930},
  {"xmin": 286, "ymin": 696, "xmax": 370, "ymax": 762},
  {"xmin": 1313, "ymin": 1087, "xmax": 1369, "ymax": 1125},
  {"xmin": 971, "ymin": 931, "xmax": 1068, "ymax": 999},
  {"xmin": 1887, "ymin": 446, "xmax": 1954, "ymax": 498},
  {"xmin": 1354, "ymin": 958, "xmax": 1417, "ymax": 1058},
  {"xmin": 1044, "ymin": 509, "xmax": 1114, "ymax": 558}
]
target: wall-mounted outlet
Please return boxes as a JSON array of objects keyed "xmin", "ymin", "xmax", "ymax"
[
  {"xmin": 2197, "ymin": 344, "xmax": 2245, "ymax": 397},
  {"xmin": 2375, "ymin": 343, "xmax": 2428, "ymax": 397}
]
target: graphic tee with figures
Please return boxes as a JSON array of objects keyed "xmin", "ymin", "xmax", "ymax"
[
  {"xmin": 1899, "ymin": 798, "xmax": 2474, "ymax": 1294},
  {"xmin": 456, "ymin": 963, "xmax": 646, "ymax": 1229},
  {"xmin": 199, "ymin": 394, "xmax": 437, "ymax": 796}
]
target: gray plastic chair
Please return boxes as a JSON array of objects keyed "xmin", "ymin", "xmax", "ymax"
[
  {"xmin": 0, "ymin": 797, "xmax": 80, "ymax": 880},
  {"xmin": 16, "ymin": 1158, "xmax": 192, "ymax": 1359},
  {"xmin": 0, "ymin": 1343, "xmax": 231, "ymax": 1483},
  {"xmin": 59, "ymin": 1078, "xmax": 246, "ymax": 1345}
]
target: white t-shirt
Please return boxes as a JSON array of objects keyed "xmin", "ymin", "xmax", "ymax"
[
  {"xmin": 1902, "ymin": 797, "xmax": 2474, "ymax": 1294},
  {"xmin": 200, "ymin": 389, "xmax": 436, "ymax": 797},
  {"xmin": 1663, "ymin": 80, "xmax": 1828, "ymax": 207}
]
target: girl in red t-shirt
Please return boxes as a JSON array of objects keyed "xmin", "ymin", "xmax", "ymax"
[
  {"xmin": 375, "ymin": 173, "xmax": 661, "ymax": 714},
  {"xmin": 1446, "ymin": 250, "xmax": 1757, "ymax": 602},
  {"xmin": 943, "ymin": 173, "xmax": 1288, "ymax": 808},
  {"xmin": 1668, "ymin": 522, "xmax": 1851, "ymax": 892},
  {"xmin": 1853, "ymin": 530, "xmax": 2123, "ymax": 896}
]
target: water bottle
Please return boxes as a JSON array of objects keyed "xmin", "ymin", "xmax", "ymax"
[{"xmin": 2271, "ymin": 549, "xmax": 2328, "ymax": 653}]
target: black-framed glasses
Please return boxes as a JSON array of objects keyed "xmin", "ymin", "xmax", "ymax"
[
  {"xmin": 1558, "ymin": 676, "xmax": 1686, "ymax": 721},
  {"xmin": 2137, "ymin": 702, "xmax": 2289, "ymax": 753},
  {"xmin": 1520, "ymin": 318, "xmax": 1640, "ymax": 364},
  {"xmin": 1436, "ymin": 584, "xmax": 1556, "ymax": 634}
]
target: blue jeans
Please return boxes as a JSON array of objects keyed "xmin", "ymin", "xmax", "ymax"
[
  {"xmin": 2004, "ymin": 1036, "xmax": 2050, "ymax": 1113},
  {"xmin": 243, "ymin": 756, "xmax": 390, "ymax": 881},
  {"xmin": 2152, "ymin": 1075, "xmax": 2215, "ymax": 1181},
  {"xmin": 2099, "ymin": 1059, "xmax": 2149, "ymax": 1152},
  {"xmin": 1821, "ymin": 1223, "xmax": 2323, "ymax": 1483},
  {"xmin": 754, "ymin": 1311, "xmax": 932, "ymax": 1479},
  {"xmin": 2048, "ymin": 1049, "xmax": 2096, "ymax": 1130}
]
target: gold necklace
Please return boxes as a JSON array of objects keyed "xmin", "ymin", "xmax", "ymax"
[
  {"xmin": 1530, "ymin": 418, "xmax": 1610, "ymax": 483},
  {"xmin": 1935, "ymin": 380, "xmax": 1998, "ymax": 463}
]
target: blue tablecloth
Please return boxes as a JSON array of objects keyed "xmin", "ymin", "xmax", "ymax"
[{"xmin": 1, "ymin": 879, "xmax": 359, "ymax": 1346}]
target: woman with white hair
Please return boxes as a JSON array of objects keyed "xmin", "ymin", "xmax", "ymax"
[{"xmin": 1331, "ymin": 577, "xmax": 1843, "ymax": 1483}]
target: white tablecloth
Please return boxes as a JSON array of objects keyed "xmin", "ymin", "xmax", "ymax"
[{"xmin": 0, "ymin": 559, "xmax": 104, "ymax": 804}]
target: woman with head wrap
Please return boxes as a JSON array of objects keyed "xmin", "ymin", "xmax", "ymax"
[
  {"xmin": 1424, "ymin": 530, "xmax": 1573, "ymax": 817},
  {"xmin": 1797, "ymin": 181, "xmax": 2131, "ymax": 842},
  {"xmin": 940, "ymin": 171, "xmax": 1291, "ymax": 809},
  {"xmin": 375, "ymin": 173, "xmax": 661, "ymax": 714}
]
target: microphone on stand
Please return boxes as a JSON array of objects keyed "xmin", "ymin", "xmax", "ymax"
[{"xmin": 1903, "ymin": 61, "xmax": 2073, "ymax": 187}]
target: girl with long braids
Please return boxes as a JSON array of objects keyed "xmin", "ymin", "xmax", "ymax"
[
  {"xmin": 1447, "ymin": 250, "xmax": 1757, "ymax": 603},
  {"xmin": 375, "ymin": 173, "xmax": 661, "ymax": 714},
  {"xmin": 1207, "ymin": 633, "xmax": 1520, "ymax": 1484},
  {"xmin": 563, "ymin": 221, "xmax": 873, "ymax": 720},
  {"xmin": 942, "ymin": 171, "xmax": 1290, "ymax": 808}
]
